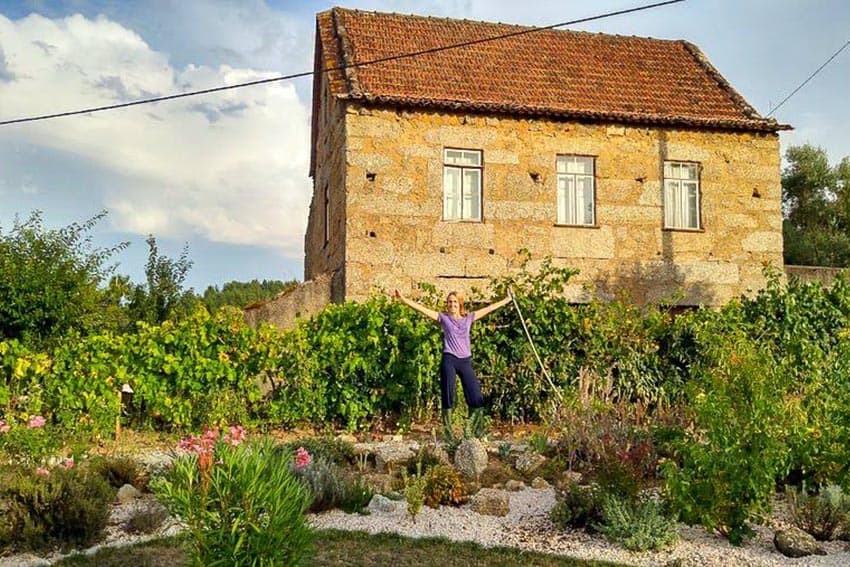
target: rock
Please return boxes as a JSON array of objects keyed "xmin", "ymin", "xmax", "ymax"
[
  {"xmin": 515, "ymin": 452, "xmax": 546, "ymax": 475},
  {"xmin": 505, "ymin": 479, "xmax": 525, "ymax": 492},
  {"xmin": 774, "ymin": 527, "xmax": 827, "ymax": 558},
  {"xmin": 336, "ymin": 433, "xmax": 358, "ymax": 444},
  {"xmin": 454, "ymin": 438, "xmax": 488, "ymax": 479},
  {"xmin": 367, "ymin": 494, "xmax": 404, "ymax": 514},
  {"xmin": 470, "ymin": 488, "xmax": 510, "ymax": 517},
  {"xmin": 116, "ymin": 484, "xmax": 141, "ymax": 504},
  {"xmin": 371, "ymin": 441, "xmax": 419, "ymax": 473},
  {"xmin": 531, "ymin": 477, "xmax": 550, "ymax": 489}
]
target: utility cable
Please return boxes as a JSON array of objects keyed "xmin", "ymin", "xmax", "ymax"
[
  {"xmin": 0, "ymin": 0, "xmax": 685, "ymax": 126},
  {"xmin": 767, "ymin": 38, "xmax": 850, "ymax": 117},
  {"xmin": 506, "ymin": 287, "xmax": 563, "ymax": 402}
]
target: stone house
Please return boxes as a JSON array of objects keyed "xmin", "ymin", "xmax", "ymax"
[{"xmin": 303, "ymin": 7, "xmax": 790, "ymax": 309}]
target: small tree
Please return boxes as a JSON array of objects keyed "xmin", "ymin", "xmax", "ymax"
[
  {"xmin": 782, "ymin": 145, "xmax": 850, "ymax": 266},
  {"xmin": 128, "ymin": 236, "xmax": 197, "ymax": 325},
  {"xmin": 0, "ymin": 211, "xmax": 126, "ymax": 346}
]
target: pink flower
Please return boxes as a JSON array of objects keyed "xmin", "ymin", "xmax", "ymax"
[
  {"xmin": 294, "ymin": 446, "xmax": 312, "ymax": 469},
  {"xmin": 28, "ymin": 415, "xmax": 46, "ymax": 429},
  {"xmin": 36, "ymin": 467, "xmax": 50, "ymax": 477},
  {"xmin": 223, "ymin": 425, "xmax": 247, "ymax": 446},
  {"xmin": 62, "ymin": 457, "xmax": 74, "ymax": 470},
  {"xmin": 0, "ymin": 420, "xmax": 10, "ymax": 434}
]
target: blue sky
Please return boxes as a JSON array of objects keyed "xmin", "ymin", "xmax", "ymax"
[{"xmin": 1, "ymin": 0, "xmax": 848, "ymax": 292}]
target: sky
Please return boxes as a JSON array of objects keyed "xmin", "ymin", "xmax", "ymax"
[{"xmin": 0, "ymin": 0, "xmax": 848, "ymax": 292}]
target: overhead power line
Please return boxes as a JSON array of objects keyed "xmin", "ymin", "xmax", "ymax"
[
  {"xmin": 767, "ymin": 38, "xmax": 850, "ymax": 117},
  {"xmin": 0, "ymin": 0, "xmax": 684, "ymax": 127}
]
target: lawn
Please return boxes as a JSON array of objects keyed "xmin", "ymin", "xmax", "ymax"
[{"xmin": 55, "ymin": 529, "xmax": 625, "ymax": 567}]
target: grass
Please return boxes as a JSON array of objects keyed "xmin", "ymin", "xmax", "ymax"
[{"xmin": 54, "ymin": 530, "xmax": 624, "ymax": 566}]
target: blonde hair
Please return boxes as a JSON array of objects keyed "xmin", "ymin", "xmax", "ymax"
[{"xmin": 446, "ymin": 291, "xmax": 467, "ymax": 316}]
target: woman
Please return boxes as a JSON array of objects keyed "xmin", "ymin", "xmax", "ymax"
[{"xmin": 394, "ymin": 288, "xmax": 511, "ymax": 439}]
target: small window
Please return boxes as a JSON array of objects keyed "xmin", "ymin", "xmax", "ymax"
[
  {"xmin": 443, "ymin": 148, "xmax": 482, "ymax": 221},
  {"xmin": 663, "ymin": 161, "xmax": 700, "ymax": 229},
  {"xmin": 556, "ymin": 155, "xmax": 595, "ymax": 226}
]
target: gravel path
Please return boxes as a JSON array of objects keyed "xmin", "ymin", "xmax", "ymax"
[
  {"xmin": 3, "ymin": 487, "xmax": 849, "ymax": 566},
  {"xmin": 309, "ymin": 487, "xmax": 850, "ymax": 567}
]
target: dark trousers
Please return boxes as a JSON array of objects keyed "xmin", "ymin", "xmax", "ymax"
[{"xmin": 440, "ymin": 353, "xmax": 484, "ymax": 410}]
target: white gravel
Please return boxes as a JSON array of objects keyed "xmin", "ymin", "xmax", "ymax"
[
  {"xmin": 3, "ymin": 487, "xmax": 849, "ymax": 566},
  {"xmin": 308, "ymin": 487, "xmax": 850, "ymax": 567}
]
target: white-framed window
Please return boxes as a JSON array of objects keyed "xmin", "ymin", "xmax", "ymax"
[
  {"xmin": 556, "ymin": 155, "xmax": 596, "ymax": 226},
  {"xmin": 443, "ymin": 148, "xmax": 482, "ymax": 221},
  {"xmin": 663, "ymin": 161, "xmax": 700, "ymax": 229}
]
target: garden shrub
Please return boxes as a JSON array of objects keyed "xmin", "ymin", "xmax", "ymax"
[
  {"xmin": 291, "ymin": 456, "xmax": 348, "ymax": 513},
  {"xmin": 424, "ymin": 465, "xmax": 468, "ymax": 508},
  {"xmin": 152, "ymin": 436, "xmax": 313, "ymax": 566},
  {"xmin": 0, "ymin": 465, "xmax": 114, "ymax": 553},
  {"xmin": 339, "ymin": 475, "xmax": 375, "ymax": 514},
  {"xmin": 282, "ymin": 436, "xmax": 355, "ymax": 467},
  {"xmin": 88, "ymin": 454, "xmax": 145, "ymax": 490},
  {"xmin": 786, "ymin": 484, "xmax": 850, "ymax": 541},
  {"xmin": 594, "ymin": 492, "xmax": 679, "ymax": 551},
  {"xmin": 124, "ymin": 504, "xmax": 169, "ymax": 535},
  {"xmin": 663, "ymin": 333, "xmax": 791, "ymax": 544},
  {"xmin": 550, "ymin": 481, "xmax": 602, "ymax": 530}
]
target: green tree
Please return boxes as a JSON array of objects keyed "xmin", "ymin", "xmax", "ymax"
[
  {"xmin": 0, "ymin": 211, "xmax": 127, "ymax": 346},
  {"xmin": 201, "ymin": 278, "xmax": 298, "ymax": 312},
  {"xmin": 128, "ymin": 236, "xmax": 197, "ymax": 325},
  {"xmin": 782, "ymin": 144, "xmax": 850, "ymax": 266}
]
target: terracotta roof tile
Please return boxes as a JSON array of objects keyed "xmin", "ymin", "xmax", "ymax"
[{"xmin": 314, "ymin": 8, "xmax": 789, "ymax": 133}]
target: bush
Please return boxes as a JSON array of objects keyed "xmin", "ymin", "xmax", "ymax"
[
  {"xmin": 663, "ymin": 335, "xmax": 790, "ymax": 544},
  {"xmin": 282, "ymin": 436, "xmax": 355, "ymax": 467},
  {"xmin": 550, "ymin": 482, "xmax": 603, "ymax": 530},
  {"xmin": 786, "ymin": 484, "xmax": 850, "ymax": 541},
  {"xmin": 88, "ymin": 454, "xmax": 145, "ymax": 490},
  {"xmin": 151, "ymin": 437, "xmax": 313, "ymax": 566},
  {"xmin": 0, "ymin": 465, "xmax": 115, "ymax": 552},
  {"xmin": 594, "ymin": 492, "xmax": 679, "ymax": 552},
  {"xmin": 424, "ymin": 465, "xmax": 468, "ymax": 508},
  {"xmin": 124, "ymin": 504, "xmax": 169, "ymax": 535},
  {"xmin": 291, "ymin": 456, "xmax": 348, "ymax": 513},
  {"xmin": 339, "ymin": 475, "xmax": 374, "ymax": 514}
]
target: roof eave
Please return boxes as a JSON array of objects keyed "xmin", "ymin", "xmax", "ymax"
[{"xmin": 342, "ymin": 94, "xmax": 793, "ymax": 133}]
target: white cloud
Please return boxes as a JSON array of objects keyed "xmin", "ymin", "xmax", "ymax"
[{"xmin": 0, "ymin": 12, "xmax": 311, "ymax": 256}]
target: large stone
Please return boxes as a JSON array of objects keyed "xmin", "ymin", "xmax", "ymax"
[
  {"xmin": 367, "ymin": 494, "xmax": 404, "ymax": 514},
  {"xmin": 470, "ymin": 488, "xmax": 510, "ymax": 517},
  {"xmin": 774, "ymin": 527, "xmax": 827, "ymax": 558},
  {"xmin": 454, "ymin": 438, "xmax": 488, "ymax": 480},
  {"xmin": 117, "ymin": 484, "xmax": 141, "ymax": 504},
  {"xmin": 371, "ymin": 441, "xmax": 419, "ymax": 473},
  {"xmin": 515, "ymin": 452, "xmax": 546, "ymax": 475}
]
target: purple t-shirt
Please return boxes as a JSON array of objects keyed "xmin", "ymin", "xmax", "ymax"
[{"xmin": 437, "ymin": 312, "xmax": 475, "ymax": 358}]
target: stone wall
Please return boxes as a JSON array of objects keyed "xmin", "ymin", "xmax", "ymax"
[
  {"xmin": 243, "ymin": 273, "xmax": 332, "ymax": 330},
  {"xmin": 784, "ymin": 265, "xmax": 846, "ymax": 285},
  {"xmin": 330, "ymin": 106, "xmax": 782, "ymax": 307},
  {"xmin": 304, "ymin": 73, "xmax": 348, "ymax": 303}
]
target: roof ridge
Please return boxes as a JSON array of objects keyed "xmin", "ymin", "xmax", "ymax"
[{"xmin": 329, "ymin": 5, "xmax": 685, "ymax": 45}]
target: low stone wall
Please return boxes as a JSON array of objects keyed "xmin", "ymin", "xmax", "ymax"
[
  {"xmin": 243, "ymin": 273, "xmax": 332, "ymax": 330},
  {"xmin": 784, "ymin": 265, "xmax": 846, "ymax": 285}
]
